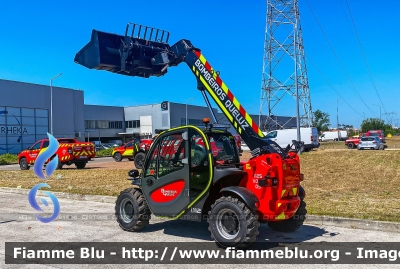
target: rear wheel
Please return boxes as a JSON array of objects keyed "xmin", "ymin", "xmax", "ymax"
[
  {"xmin": 19, "ymin": 158, "xmax": 30, "ymax": 170},
  {"xmin": 113, "ymin": 152, "xmax": 122, "ymax": 162},
  {"xmin": 347, "ymin": 143, "xmax": 355, "ymax": 149},
  {"xmin": 115, "ymin": 188, "xmax": 151, "ymax": 231},
  {"xmin": 208, "ymin": 196, "xmax": 260, "ymax": 248},
  {"xmin": 56, "ymin": 159, "xmax": 63, "ymax": 170},
  {"xmin": 268, "ymin": 199, "xmax": 307, "ymax": 232},
  {"xmin": 134, "ymin": 152, "xmax": 146, "ymax": 169},
  {"xmin": 75, "ymin": 162, "xmax": 86, "ymax": 169}
]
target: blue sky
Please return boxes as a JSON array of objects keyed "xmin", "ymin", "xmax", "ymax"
[{"xmin": 1, "ymin": 0, "xmax": 399, "ymax": 128}]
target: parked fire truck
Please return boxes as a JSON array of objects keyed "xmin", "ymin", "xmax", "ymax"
[{"xmin": 18, "ymin": 138, "xmax": 96, "ymax": 170}]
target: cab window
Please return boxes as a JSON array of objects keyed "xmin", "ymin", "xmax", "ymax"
[
  {"xmin": 125, "ymin": 141, "xmax": 133, "ymax": 147},
  {"xmin": 30, "ymin": 142, "xmax": 42, "ymax": 150},
  {"xmin": 266, "ymin": 131, "xmax": 277, "ymax": 139},
  {"xmin": 42, "ymin": 141, "xmax": 49, "ymax": 148},
  {"xmin": 144, "ymin": 132, "xmax": 186, "ymax": 178}
]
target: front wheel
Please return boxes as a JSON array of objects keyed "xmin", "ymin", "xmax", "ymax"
[
  {"xmin": 347, "ymin": 143, "xmax": 355, "ymax": 149},
  {"xmin": 19, "ymin": 158, "xmax": 30, "ymax": 170},
  {"xmin": 113, "ymin": 152, "xmax": 122, "ymax": 162},
  {"xmin": 115, "ymin": 188, "xmax": 151, "ymax": 232},
  {"xmin": 134, "ymin": 152, "xmax": 146, "ymax": 169},
  {"xmin": 208, "ymin": 196, "xmax": 260, "ymax": 248}
]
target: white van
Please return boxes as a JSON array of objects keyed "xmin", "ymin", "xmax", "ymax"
[
  {"xmin": 263, "ymin": 127, "xmax": 320, "ymax": 152},
  {"xmin": 319, "ymin": 131, "xmax": 348, "ymax": 142}
]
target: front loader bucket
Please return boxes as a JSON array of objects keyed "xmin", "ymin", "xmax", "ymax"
[
  {"xmin": 74, "ymin": 23, "xmax": 171, "ymax": 78},
  {"xmin": 74, "ymin": 30, "xmax": 121, "ymax": 71}
]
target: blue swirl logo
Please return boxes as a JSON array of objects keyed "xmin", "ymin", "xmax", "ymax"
[{"xmin": 28, "ymin": 133, "xmax": 61, "ymax": 223}]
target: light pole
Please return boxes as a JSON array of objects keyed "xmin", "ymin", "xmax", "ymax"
[
  {"xmin": 373, "ymin": 104, "xmax": 381, "ymax": 120},
  {"xmin": 50, "ymin": 73, "xmax": 63, "ymax": 135},
  {"xmin": 186, "ymin": 97, "xmax": 195, "ymax": 125},
  {"xmin": 337, "ymin": 99, "xmax": 340, "ymax": 141}
]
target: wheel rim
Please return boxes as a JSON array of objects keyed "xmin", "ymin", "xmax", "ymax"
[
  {"xmin": 216, "ymin": 208, "xmax": 240, "ymax": 240},
  {"xmin": 119, "ymin": 198, "xmax": 135, "ymax": 223},
  {"xmin": 115, "ymin": 153, "xmax": 122, "ymax": 161},
  {"xmin": 21, "ymin": 160, "xmax": 27, "ymax": 169}
]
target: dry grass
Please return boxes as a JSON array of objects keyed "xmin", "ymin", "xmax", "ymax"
[
  {"xmin": 1, "ymin": 144, "xmax": 400, "ymax": 222},
  {"xmin": 300, "ymin": 149, "xmax": 400, "ymax": 222}
]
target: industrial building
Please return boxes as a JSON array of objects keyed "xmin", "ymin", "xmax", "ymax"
[{"xmin": 0, "ymin": 79, "xmax": 295, "ymax": 154}]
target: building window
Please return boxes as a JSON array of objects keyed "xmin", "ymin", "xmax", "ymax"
[{"xmin": 125, "ymin": 120, "xmax": 140, "ymax": 128}]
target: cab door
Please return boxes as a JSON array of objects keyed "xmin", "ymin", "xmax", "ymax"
[
  {"xmin": 122, "ymin": 141, "xmax": 135, "ymax": 157},
  {"xmin": 141, "ymin": 128, "xmax": 190, "ymax": 217}
]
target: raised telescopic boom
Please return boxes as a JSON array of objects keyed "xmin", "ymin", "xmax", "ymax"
[{"xmin": 74, "ymin": 23, "xmax": 295, "ymax": 157}]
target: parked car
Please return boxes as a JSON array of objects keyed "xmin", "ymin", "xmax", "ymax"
[
  {"xmin": 95, "ymin": 144, "xmax": 111, "ymax": 151},
  {"xmin": 366, "ymin": 130, "xmax": 385, "ymax": 143},
  {"xmin": 357, "ymin": 136, "xmax": 384, "ymax": 150}
]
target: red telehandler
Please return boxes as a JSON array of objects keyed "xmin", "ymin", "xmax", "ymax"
[{"xmin": 74, "ymin": 23, "xmax": 307, "ymax": 248}]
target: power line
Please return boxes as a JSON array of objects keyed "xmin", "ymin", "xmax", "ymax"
[
  {"xmin": 306, "ymin": 54, "xmax": 363, "ymax": 118},
  {"xmin": 344, "ymin": 0, "xmax": 388, "ymax": 118},
  {"xmin": 304, "ymin": 0, "xmax": 377, "ymax": 118}
]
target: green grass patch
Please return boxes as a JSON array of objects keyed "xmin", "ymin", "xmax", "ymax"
[
  {"xmin": 95, "ymin": 148, "xmax": 113, "ymax": 157},
  {"xmin": 0, "ymin": 153, "xmax": 18, "ymax": 165}
]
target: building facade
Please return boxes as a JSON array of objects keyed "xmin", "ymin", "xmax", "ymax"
[{"xmin": 0, "ymin": 78, "xmax": 295, "ymax": 154}]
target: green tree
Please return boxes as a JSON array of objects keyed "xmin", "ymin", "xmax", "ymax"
[
  {"xmin": 360, "ymin": 118, "xmax": 386, "ymax": 133},
  {"xmin": 312, "ymin": 110, "xmax": 330, "ymax": 133}
]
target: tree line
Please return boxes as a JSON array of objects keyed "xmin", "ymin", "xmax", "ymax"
[{"xmin": 312, "ymin": 109, "xmax": 398, "ymax": 136}]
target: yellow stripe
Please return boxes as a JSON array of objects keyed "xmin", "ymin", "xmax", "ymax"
[
  {"xmin": 199, "ymin": 76, "xmax": 233, "ymax": 123},
  {"xmin": 238, "ymin": 127, "xmax": 242, "ymax": 134},
  {"xmin": 292, "ymin": 187, "xmax": 298, "ymax": 195},
  {"xmin": 245, "ymin": 114, "xmax": 253, "ymax": 127},
  {"xmin": 281, "ymin": 190, "xmax": 286, "ymax": 198},
  {"xmin": 278, "ymin": 203, "xmax": 282, "ymax": 207},
  {"xmin": 276, "ymin": 212, "xmax": 285, "ymax": 220},
  {"xmin": 220, "ymin": 82, "xmax": 229, "ymax": 94},
  {"xmin": 233, "ymin": 121, "xmax": 237, "ymax": 129},
  {"xmin": 232, "ymin": 97, "xmax": 240, "ymax": 110},
  {"xmin": 199, "ymin": 54, "xmax": 207, "ymax": 64}
]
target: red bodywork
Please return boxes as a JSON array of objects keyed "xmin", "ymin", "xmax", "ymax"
[
  {"xmin": 18, "ymin": 138, "xmax": 95, "ymax": 167},
  {"xmin": 238, "ymin": 152, "xmax": 303, "ymax": 220},
  {"xmin": 366, "ymin": 130, "xmax": 385, "ymax": 143},
  {"xmin": 140, "ymin": 139, "xmax": 153, "ymax": 152}
]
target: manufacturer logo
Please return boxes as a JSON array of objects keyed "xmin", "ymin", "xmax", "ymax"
[
  {"xmin": 28, "ymin": 133, "xmax": 60, "ymax": 223},
  {"xmin": 161, "ymin": 101, "xmax": 168, "ymax": 111},
  {"xmin": 161, "ymin": 188, "xmax": 177, "ymax": 196}
]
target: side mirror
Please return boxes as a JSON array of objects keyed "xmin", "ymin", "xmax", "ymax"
[{"xmin": 128, "ymin": 169, "xmax": 139, "ymax": 178}]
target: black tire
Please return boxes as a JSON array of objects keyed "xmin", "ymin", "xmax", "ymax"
[
  {"xmin": 208, "ymin": 196, "xmax": 260, "ymax": 248},
  {"xmin": 134, "ymin": 152, "xmax": 146, "ymax": 169},
  {"xmin": 114, "ymin": 152, "xmax": 122, "ymax": 162},
  {"xmin": 192, "ymin": 145, "xmax": 207, "ymax": 167},
  {"xmin": 347, "ymin": 143, "xmax": 355, "ymax": 149},
  {"xmin": 56, "ymin": 159, "xmax": 63, "ymax": 170},
  {"xmin": 268, "ymin": 199, "xmax": 307, "ymax": 232},
  {"xmin": 75, "ymin": 162, "xmax": 86, "ymax": 169},
  {"xmin": 115, "ymin": 188, "xmax": 151, "ymax": 232},
  {"xmin": 19, "ymin": 158, "xmax": 30, "ymax": 170}
]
